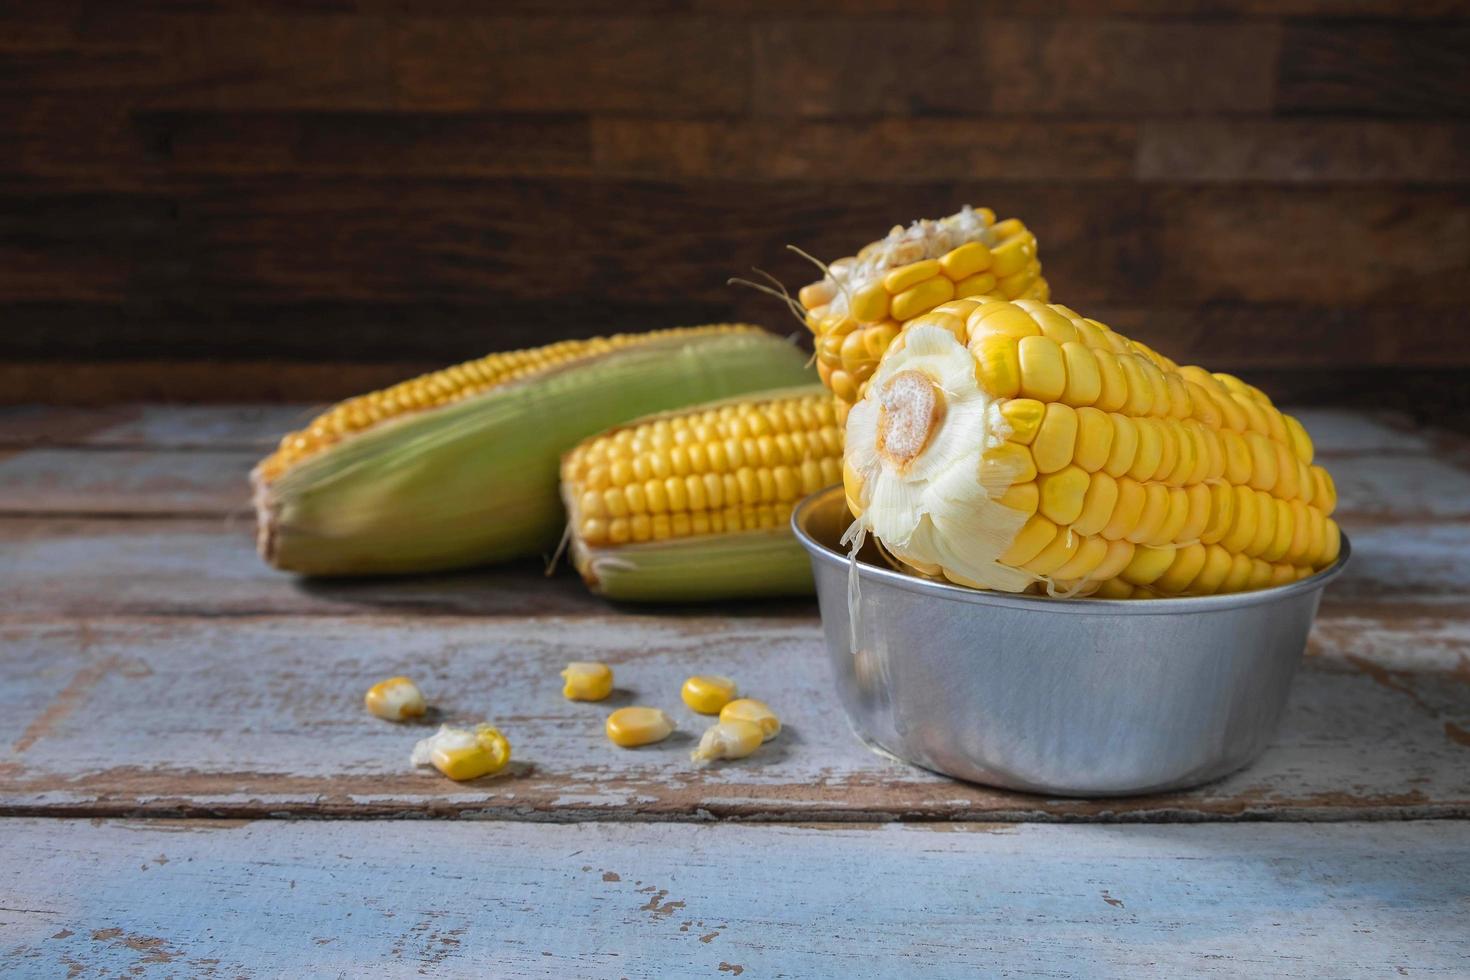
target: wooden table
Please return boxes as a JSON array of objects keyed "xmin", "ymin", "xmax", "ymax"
[{"xmin": 2, "ymin": 404, "xmax": 1467, "ymax": 978}]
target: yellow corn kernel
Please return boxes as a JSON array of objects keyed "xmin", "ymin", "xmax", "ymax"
[
  {"xmin": 1121, "ymin": 544, "xmax": 1177, "ymax": 586},
  {"xmin": 1038, "ymin": 466, "xmax": 1090, "ymax": 526},
  {"xmin": 1032, "ymin": 403, "xmax": 1079, "ymax": 474},
  {"xmin": 690, "ymin": 719, "xmax": 766, "ymax": 766},
  {"xmin": 1022, "ymin": 526, "xmax": 1081, "ymax": 576},
  {"xmin": 1052, "ymin": 535, "xmax": 1111, "ymax": 581},
  {"xmin": 999, "ymin": 398, "xmax": 1045, "ymax": 445},
  {"xmin": 1284, "ymin": 414, "xmax": 1315, "ymax": 464},
  {"xmin": 681, "ymin": 675, "xmax": 738, "ymax": 714},
  {"xmin": 1154, "ymin": 542, "xmax": 1207, "ymax": 594},
  {"xmin": 891, "ymin": 276, "xmax": 956, "ymax": 321},
  {"xmin": 1071, "ymin": 470, "xmax": 1119, "ymax": 537},
  {"xmin": 1060, "ymin": 342, "xmax": 1102, "ymax": 407},
  {"xmin": 883, "ymin": 258, "xmax": 942, "ymax": 295},
  {"xmin": 974, "ymin": 334, "xmax": 1022, "ymax": 398},
  {"xmin": 850, "ymin": 281, "xmax": 890, "ymax": 323},
  {"xmin": 1103, "ymin": 413, "xmax": 1139, "ymax": 478},
  {"xmin": 998, "ymin": 515, "xmax": 1057, "ymax": 566},
  {"xmin": 1127, "ymin": 482, "xmax": 1173, "ymax": 545},
  {"xmin": 1072, "ymin": 407, "xmax": 1113, "ymax": 473},
  {"xmin": 1018, "ymin": 335, "xmax": 1067, "ymax": 402},
  {"xmin": 1102, "ymin": 477, "xmax": 1146, "ymax": 541},
  {"xmin": 997, "ymin": 481, "xmax": 1039, "ymax": 515},
  {"xmin": 939, "ymin": 241, "xmax": 992, "ymax": 280},
  {"xmin": 411, "ymin": 724, "xmax": 511, "ymax": 781},
  {"xmin": 980, "ymin": 442, "xmax": 1038, "ymax": 487},
  {"xmin": 364, "ymin": 676, "xmax": 427, "ymax": 721},
  {"xmin": 606, "ymin": 707, "xmax": 677, "ymax": 747},
  {"xmin": 719, "ymin": 698, "xmax": 781, "ymax": 741},
  {"xmin": 561, "ymin": 661, "xmax": 614, "ymax": 702}
]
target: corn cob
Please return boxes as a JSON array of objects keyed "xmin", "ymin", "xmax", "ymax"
[
  {"xmin": 253, "ymin": 325, "xmax": 814, "ymax": 576},
  {"xmin": 842, "ymin": 297, "xmax": 1341, "ymax": 599},
  {"xmin": 560, "ymin": 385, "xmax": 843, "ymax": 601},
  {"xmin": 797, "ymin": 206, "xmax": 1048, "ymax": 419}
]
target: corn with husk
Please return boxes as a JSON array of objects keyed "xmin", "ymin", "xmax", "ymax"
[
  {"xmin": 252, "ymin": 325, "xmax": 814, "ymax": 576},
  {"xmin": 560, "ymin": 385, "xmax": 843, "ymax": 600}
]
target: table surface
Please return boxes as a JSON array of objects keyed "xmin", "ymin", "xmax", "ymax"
[{"xmin": 1, "ymin": 404, "xmax": 1467, "ymax": 978}]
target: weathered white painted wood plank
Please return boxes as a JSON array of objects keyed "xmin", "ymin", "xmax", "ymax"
[
  {"xmin": 1, "ymin": 818, "xmax": 1466, "ymax": 979},
  {"xmin": 0, "ymin": 449, "xmax": 259, "ymax": 516},
  {"xmin": 2, "ymin": 516, "xmax": 1464, "ymax": 618},
  {"xmin": 3, "ymin": 443, "xmax": 1466, "ymax": 520},
  {"xmin": 2, "ymin": 616, "xmax": 1465, "ymax": 820},
  {"xmin": 0, "ymin": 404, "xmax": 318, "ymax": 450}
]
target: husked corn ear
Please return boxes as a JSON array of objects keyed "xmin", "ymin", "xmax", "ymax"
[
  {"xmin": 719, "ymin": 699, "xmax": 781, "ymax": 741},
  {"xmin": 364, "ymin": 676, "xmax": 426, "ymax": 721},
  {"xmin": 606, "ymin": 707, "xmax": 677, "ymax": 748},
  {"xmin": 843, "ymin": 297, "xmax": 1341, "ymax": 599},
  {"xmin": 561, "ymin": 662, "xmax": 614, "ymax": 702},
  {"xmin": 411, "ymin": 724, "xmax": 511, "ymax": 781},
  {"xmin": 560, "ymin": 385, "xmax": 842, "ymax": 600},
  {"xmin": 796, "ymin": 206, "xmax": 1048, "ymax": 418},
  {"xmin": 681, "ymin": 675, "xmax": 738, "ymax": 714},
  {"xmin": 252, "ymin": 325, "xmax": 814, "ymax": 577},
  {"xmin": 691, "ymin": 719, "xmax": 765, "ymax": 766}
]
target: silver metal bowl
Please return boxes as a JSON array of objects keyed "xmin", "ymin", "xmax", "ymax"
[{"xmin": 792, "ymin": 487, "xmax": 1350, "ymax": 797}]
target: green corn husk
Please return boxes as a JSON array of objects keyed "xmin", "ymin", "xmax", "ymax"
[
  {"xmin": 253, "ymin": 328, "xmax": 813, "ymax": 576},
  {"xmin": 568, "ymin": 529, "xmax": 816, "ymax": 602}
]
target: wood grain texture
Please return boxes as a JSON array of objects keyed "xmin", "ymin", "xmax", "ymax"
[
  {"xmin": 1, "ymin": 611, "xmax": 1466, "ymax": 821},
  {"xmin": 5, "ymin": 8, "xmax": 1470, "ymax": 405},
  {"xmin": 2, "ymin": 819, "xmax": 1467, "ymax": 979}
]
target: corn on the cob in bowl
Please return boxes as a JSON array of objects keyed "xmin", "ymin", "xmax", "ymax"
[
  {"xmin": 560, "ymin": 385, "xmax": 843, "ymax": 601},
  {"xmin": 252, "ymin": 325, "xmax": 814, "ymax": 577},
  {"xmin": 795, "ymin": 206, "xmax": 1048, "ymax": 420},
  {"xmin": 839, "ymin": 297, "xmax": 1340, "ymax": 599},
  {"xmin": 787, "ymin": 227, "xmax": 1347, "ymax": 792}
]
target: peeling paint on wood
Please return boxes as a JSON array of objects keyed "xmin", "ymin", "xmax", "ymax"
[
  {"xmin": 0, "ymin": 819, "xmax": 1466, "ymax": 978},
  {"xmin": 1, "ymin": 616, "xmax": 1465, "ymax": 822}
]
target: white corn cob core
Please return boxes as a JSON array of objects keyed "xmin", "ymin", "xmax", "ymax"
[{"xmin": 844, "ymin": 324, "xmax": 1032, "ymax": 592}]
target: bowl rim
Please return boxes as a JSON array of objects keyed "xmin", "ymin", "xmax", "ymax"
[{"xmin": 792, "ymin": 485, "xmax": 1350, "ymax": 617}]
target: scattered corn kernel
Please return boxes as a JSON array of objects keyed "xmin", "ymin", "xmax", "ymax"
[
  {"xmin": 606, "ymin": 707, "xmax": 677, "ymax": 748},
  {"xmin": 364, "ymin": 676, "xmax": 426, "ymax": 721},
  {"xmin": 719, "ymin": 699, "xmax": 781, "ymax": 741},
  {"xmin": 410, "ymin": 724, "xmax": 511, "ymax": 781},
  {"xmin": 561, "ymin": 661, "xmax": 614, "ymax": 702},
  {"xmin": 691, "ymin": 719, "xmax": 765, "ymax": 766},
  {"xmin": 681, "ymin": 675, "xmax": 738, "ymax": 714}
]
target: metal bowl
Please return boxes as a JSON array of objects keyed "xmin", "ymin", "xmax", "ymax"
[{"xmin": 792, "ymin": 487, "xmax": 1350, "ymax": 797}]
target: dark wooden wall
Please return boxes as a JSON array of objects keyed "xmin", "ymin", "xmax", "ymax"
[{"xmin": 4, "ymin": 2, "xmax": 1469, "ymax": 412}]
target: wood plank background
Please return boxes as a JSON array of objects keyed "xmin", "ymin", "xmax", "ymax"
[
  {"xmin": 3, "ymin": 819, "xmax": 1467, "ymax": 978},
  {"xmin": 3, "ymin": 3, "xmax": 1468, "ymax": 413},
  {"xmin": 2, "ymin": 404, "xmax": 1467, "ymax": 824}
]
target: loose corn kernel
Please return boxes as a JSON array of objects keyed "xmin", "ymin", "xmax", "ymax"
[
  {"xmin": 690, "ymin": 719, "xmax": 766, "ymax": 767},
  {"xmin": 681, "ymin": 675, "xmax": 738, "ymax": 714},
  {"xmin": 410, "ymin": 724, "xmax": 511, "ymax": 781},
  {"xmin": 606, "ymin": 707, "xmax": 677, "ymax": 747},
  {"xmin": 364, "ymin": 676, "xmax": 426, "ymax": 721},
  {"xmin": 719, "ymin": 698, "xmax": 781, "ymax": 741},
  {"xmin": 561, "ymin": 661, "xmax": 614, "ymax": 702}
]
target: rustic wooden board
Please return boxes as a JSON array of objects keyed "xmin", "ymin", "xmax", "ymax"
[
  {"xmin": 1, "ymin": 818, "xmax": 1466, "ymax": 979},
  {"xmin": 3, "ymin": 441, "xmax": 1464, "ymax": 519},
  {"xmin": 2, "ymin": 408, "xmax": 1458, "ymax": 517},
  {"xmin": 0, "ymin": 403, "xmax": 314, "ymax": 449},
  {"xmin": 1, "ymin": 613, "xmax": 1466, "ymax": 821},
  {"xmin": 0, "ymin": 515, "xmax": 1465, "ymax": 619}
]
